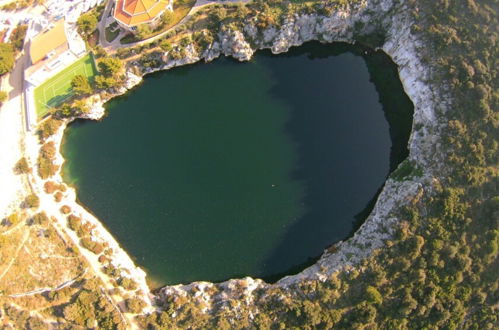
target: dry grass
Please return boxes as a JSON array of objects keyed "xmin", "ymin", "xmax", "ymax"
[{"xmin": 0, "ymin": 219, "xmax": 86, "ymax": 311}]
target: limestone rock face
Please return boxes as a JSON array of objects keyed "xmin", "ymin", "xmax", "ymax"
[
  {"xmin": 82, "ymin": 98, "xmax": 106, "ymax": 120},
  {"xmin": 218, "ymin": 28, "xmax": 254, "ymax": 61}
]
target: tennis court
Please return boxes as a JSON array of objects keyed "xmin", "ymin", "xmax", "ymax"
[{"xmin": 34, "ymin": 53, "xmax": 98, "ymax": 118}]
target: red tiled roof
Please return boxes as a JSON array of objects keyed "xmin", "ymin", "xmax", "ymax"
[{"xmin": 114, "ymin": 0, "xmax": 169, "ymax": 27}]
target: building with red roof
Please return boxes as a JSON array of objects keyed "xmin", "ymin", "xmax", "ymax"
[{"xmin": 113, "ymin": 0, "xmax": 171, "ymax": 30}]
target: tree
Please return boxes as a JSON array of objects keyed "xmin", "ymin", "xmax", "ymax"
[
  {"xmin": 366, "ymin": 286, "xmax": 383, "ymax": 305},
  {"xmin": 57, "ymin": 99, "xmax": 90, "ymax": 117},
  {"xmin": 97, "ymin": 58, "xmax": 123, "ymax": 77},
  {"xmin": 10, "ymin": 25, "xmax": 27, "ymax": 51},
  {"xmin": 72, "ymin": 99, "xmax": 90, "ymax": 114},
  {"xmin": 159, "ymin": 40, "xmax": 173, "ymax": 52},
  {"xmin": 38, "ymin": 118, "xmax": 62, "ymax": 141},
  {"xmin": 77, "ymin": 13, "xmax": 98, "ymax": 36},
  {"xmin": 0, "ymin": 43, "xmax": 14, "ymax": 75},
  {"xmin": 135, "ymin": 24, "xmax": 151, "ymax": 40},
  {"xmin": 95, "ymin": 75, "xmax": 118, "ymax": 89},
  {"xmin": 125, "ymin": 298, "xmax": 147, "ymax": 313},
  {"xmin": 71, "ymin": 75, "xmax": 92, "ymax": 96},
  {"xmin": 0, "ymin": 91, "xmax": 7, "ymax": 103},
  {"xmin": 161, "ymin": 10, "xmax": 174, "ymax": 26}
]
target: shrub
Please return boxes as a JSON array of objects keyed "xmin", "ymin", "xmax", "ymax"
[
  {"xmin": 32, "ymin": 212, "xmax": 49, "ymax": 226},
  {"xmin": 40, "ymin": 142, "xmax": 56, "ymax": 159},
  {"xmin": 366, "ymin": 286, "xmax": 383, "ymax": 305},
  {"xmin": 67, "ymin": 214, "xmax": 82, "ymax": 231},
  {"xmin": 125, "ymin": 297, "xmax": 147, "ymax": 313},
  {"xmin": 5, "ymin": 212, "xmax": 21, "ymax": 226},
  {"xmin": 60, "ymin": 205, "xmax": 71, "ymax": 214},
  {"xmin": 10, "ymin": 25, "xmax": 27, "ymax": 52},
  {"xmin": 44, "ymin": 181, "xmax": 58, "ymax": 193},
  {"xmin": 0, "ymin": 91, "xmax": 7, "ymax": 103},
  {"xmin": 25, "ymin": 194, "xmax": 40, "ymax": 209},
  {"xmin": 37, "ymin": 157, "xmax": 58, "ymax": 179},
  {"xmin": 119, "ymin": 277, "xmax": 138, "ymax": 291},
  {"xmin": 14, "ymin": 157, "xmax": 30, "ymax": 174},
  {"xmin": 38, "ymin": 142, "xmax": 59, "ymax": 179},
  {"xmin": 54, "ymin": 191, "xmax": 63, "ymax": 202},
  {"xmin": 38, "ymin": 118, "xmax": 63, "ymax": 142},
  {"xmin": 159, "ymin": 40, "xmax": 172, "ymax": 52},
  {"xmin": 80, "ymin": 237, "xmax": 104, "ymax": 255}
]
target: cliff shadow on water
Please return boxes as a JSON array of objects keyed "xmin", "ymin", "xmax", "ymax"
[{"xmin": 259, "ymin": 42, "xmax": 414, "ymax": 283}]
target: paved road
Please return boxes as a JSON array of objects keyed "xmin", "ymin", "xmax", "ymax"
[{"xmin": 0, "ymin": 53, "xmax": 30, "ymax": 219}]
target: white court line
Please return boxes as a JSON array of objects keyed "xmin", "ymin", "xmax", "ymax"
[{"xmin": 37, "ymin": 57, "xmax": 96, "ymax": 113}]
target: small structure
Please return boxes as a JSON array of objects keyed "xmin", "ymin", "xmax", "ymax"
[{"xmin": 113, "ymin": 0, "xmax": 172, "ymax": 31}]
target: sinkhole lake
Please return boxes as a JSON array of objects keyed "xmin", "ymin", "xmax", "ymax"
[{"xmin": 62, "ymin": 42, "xmax": 413, "ymax": 286}]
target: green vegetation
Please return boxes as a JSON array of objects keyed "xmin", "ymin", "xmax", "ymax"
[
  {"xmin": 34, "ymin": 54, "xmax": 98, "ymax": 118},
  {"xmin": 125, "ymin": 297, "xmax": 147, "ymax": 314},
  {"xmin": 93, "ymin": 57, "xmax": 124, "ymax": 90},
  {"xmin": 10, "ymin": 25, "xmax": 28, "ymax": 52},
  {"xmin": 0, "ymin": 43, "xmax": 14, "ymax": 75},
  {"xmin": 0, "ymin": 90, "xmax": 7, "ymax": 103},
  {"xmin": 77, "ymin": 12, "xmax": 98, "ymax": 37},
  {"xmin": 105, "ymin": 22, "xmax": 121, "ymax": 42},
  {"xmin": 38, "ymin": 117, "xmax": 63, "ymax": 142},
  {"xmin": 71, "ymin": 74, "xmax": 93, "ymax": 96},
  {"xmin": 0, "ymin": 24, "xmax": 27, "ymax": 76},
  {"xmin": 97, "ymin": 57, "xmax": 122, "ymax": 77},
  {"xmin": 391, "ymin": 159, "xmax": 423, "ymax": 181},
  {"xmin": 0, "ymin": 0, "xmax": 33, "ymax": 11},
  {"xmin": 62, "ymin": 280, "xmax": 124, "ymax": 328}
]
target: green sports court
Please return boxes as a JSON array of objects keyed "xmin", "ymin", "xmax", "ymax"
[{"xmin": 34, "ymin": 53, "xmax": 98, "ymax": 118}]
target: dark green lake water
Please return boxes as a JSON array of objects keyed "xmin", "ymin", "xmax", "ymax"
[{"xmin": 62, "ymin": 42, "xmax": 413, "ymax": 286}]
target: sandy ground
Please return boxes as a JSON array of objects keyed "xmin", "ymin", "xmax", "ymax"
[
  {"xmin": 0, "ymin": 54, "xmax": 30, "ymax": 219},
  {"xmin": 0, "ymin": 53, "xmax": 150, "ymax": 328}
]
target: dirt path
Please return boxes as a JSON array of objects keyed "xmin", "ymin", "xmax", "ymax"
[
  {"xmin": 8, "ymin": 269, "xmax": 87, "ymax": 298},
  {"xmin": 0, "ymin": 229, "xmax": 30, "ymax": 281}
]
